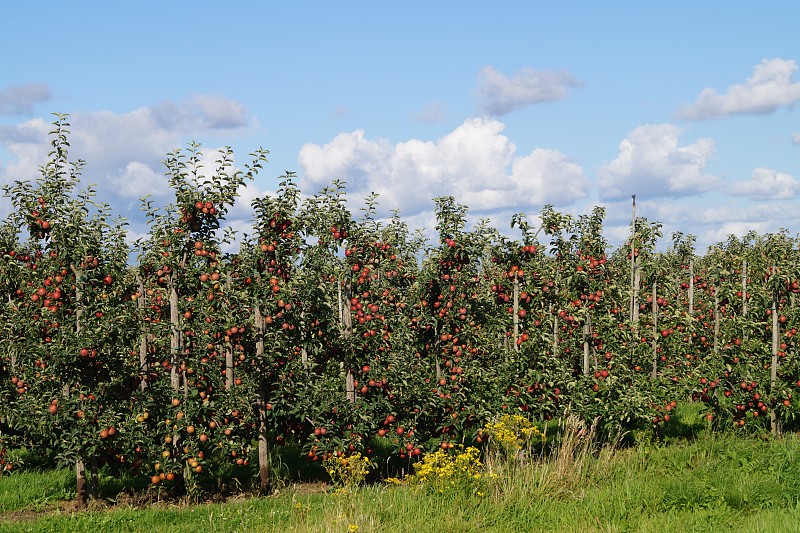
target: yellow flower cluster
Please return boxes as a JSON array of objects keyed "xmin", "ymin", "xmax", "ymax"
[
  {"xmin": 324, "ymin": 452, "xmax": 372, "ymax": 488},
  {"xmin": 405, "ymin": 445, "xmax": 486, "ymax": 486},
  {"xmin": 483, "ymin": 414, "xmax": 544, "ymax": 455},
  {"xmin": 291, "ymin": 499, "xmax": 311, "ymax": 516}
]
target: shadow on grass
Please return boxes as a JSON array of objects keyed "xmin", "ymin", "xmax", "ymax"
[{"xmin": 659, "ymin": 401, "xmax": 710, "ymax": 443}]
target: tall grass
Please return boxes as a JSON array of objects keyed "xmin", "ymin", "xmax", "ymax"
[{"xmin": 0, "ymin": 468, "xmax": 74, "ymax": 513}]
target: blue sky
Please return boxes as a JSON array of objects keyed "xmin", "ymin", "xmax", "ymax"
[{"xmin": 2, "ymin": 2, "xmax": 799, "ymax": 251}]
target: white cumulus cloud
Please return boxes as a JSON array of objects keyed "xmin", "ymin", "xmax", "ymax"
[
  {"xmin": 510, "ymin": 149, "xmax": 588, "ymax": 205},
  {"xmin": 730, "ymin": 167, "xmax": 799, "ymax": 200},
  {"xmin": 298, "ymin": 117, "xmax": 588, "ymax": 216},
  {"xmin": 677, "ymin": 58, "xmax": 800, "ymax": 120},
  {"xmin": 477, "ymin": 65, "xmax": 582, "ymax": 116},
  {"xmin": 299, "ymin": 129, "xmax": 393, "ymax": 190},
  {"xmin": 0, "ymin": 95, "xmax": 254, "ymax": 194},
  {"xmin": 598, "ymin": 123, "xmax": 719, "ymax": 200},
  {"xmin": 111, "ymin": 161, "xmax": 169, "ymax": 199}
]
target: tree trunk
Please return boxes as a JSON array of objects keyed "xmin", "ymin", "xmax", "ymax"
[
  {"xmin": 75, "ymin": 459, "xmax": 87, "ymax": 508},
  {"xmin": 90, "ymin": 458, "xmax": 99, "ymax": 499}
]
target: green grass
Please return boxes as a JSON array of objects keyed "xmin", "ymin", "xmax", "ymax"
[
  {"xmin": 0, "ymin": 468, "xmax": 74, "ymax": 513},
  {"xmin": 5, "ymin": 415, "xmax": 800, "ymax": 532}
]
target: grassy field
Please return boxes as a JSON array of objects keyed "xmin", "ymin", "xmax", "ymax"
[{"xmin": 3, "ymin": 413, "xmax": 800, "ymax": 532}]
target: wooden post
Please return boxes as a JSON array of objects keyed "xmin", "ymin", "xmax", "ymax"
[
  {"xmin": 771, "ymin": 287, "xmax": 781, "ymax": 435},
  {"xmin": 651, "ymin": 282, "xmax": 658, "ymax": 379},
  {"xmin": 225, "ymin": 344, "xmax": 234, "ymax": 390},
  {"xmin": 435, "ymin": 324, "xmax": 443, "ymax": 379},
  {"xmin": 345, "ymin": 372, "xmax": 356, "ymax": 403},
  {"xmin": 168, "ymin": 267, "xmax": 188, "ymax": 486},
  {"xmin": 582, "ymin": 318, "xmax": 590, "ymax": 376},
  {"xmin": 138, "ymin": 277, "xmax": 148, "ymax": 391},
  {"xmin": 341, "ymin": 277, "xmax": 355, "ymax": 402},
  {"xmin": 688, "ymin": 259, "xmax": 694, "ymax": 315},
  {"xmin": 713, "ymin": 286, "xmax": 720, "ymax": 355},
  {"xmin": 254, "ymin": 305, "xmax": 270, "ymax": 493},
  {"xmin": 337, "ymin": 274, "xmax": 343, "ymax": 325},
  {"xmin": 70, "ymin": 263, "xmax": 87, "ymax": 508},
  {"xmin": 225, "ymin": 274, "xmax": 234, "ymax": 391},
  {"xmin": 300, "ymin": 311, "xmax": 308, "ymax": 366},
  {"xmin": 742, "ymin": 260, "xmax": 747, "ymax": 318},
  {"xmin": 8, "ymin": 295, "xmax": 15, "ymax": 371},
  {"xmin": 629, "ymin": 195, "xmax": 637, "ymax": 322},
  {"xmin": 633, "ymin": 268, "xmax": 641, "ymax": 324},
  {"xmin": 550, "ymin": 303, "xmax": 559, "ymax": 356},
  {"xmin": 588, "ymin": 314, "xmax": 598, "ymax": 371},
  {"xmin": 513, "ymin": 276, "xmax": 520, "ymax": 352},
  {"xmin": 169, "ymin": 274, "xmax": 181, "ymax": 391}
]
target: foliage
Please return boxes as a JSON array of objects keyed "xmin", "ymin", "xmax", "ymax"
[{"xmin": 3, "ymin": 116, "xmax": 800, "ymax": 506}]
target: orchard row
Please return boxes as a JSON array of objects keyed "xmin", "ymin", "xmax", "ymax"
[{"xmin": 1, "ymin": 117, "xmax": 800, "ymax": 504}]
